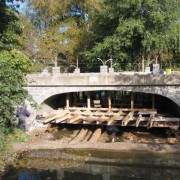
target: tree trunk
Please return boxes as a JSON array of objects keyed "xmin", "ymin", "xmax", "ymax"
[
  {"xmin": 141, "ymin": 53, "xmax": 145, "ymax": 72},
  {"xmin": 54, "ymin": 55, "xmax": 58, "ymax": 67}
]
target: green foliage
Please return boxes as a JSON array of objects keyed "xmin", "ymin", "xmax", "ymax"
[
  {"xmin": 0, "ymin": 133, "xmax": 16, "ymax": 170},
  {"xmin": 0, "ymin": 1, "xmax": 22, "ymax": 51},
  {"xmin": 8, "ymin": 128, "xmax": 31, "ymax": 143},
  {"xmin": 0, "ymin": 50, "xmax": 32, "ymax": 133},
  {"xmin": 84, "ymin": 0, "xmax": 180, "ymax": 71},
  {"xmin": 20, "ymin": 0, "xmax": 100, "ymax": 71},
  {"xmin": 0, "ymin": 128, "xmax": 31, "ymax": 171}
]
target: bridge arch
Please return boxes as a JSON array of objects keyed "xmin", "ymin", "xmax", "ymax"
[{"xmin": 26, "ymin": 86, "xmax": 180, "ymax": 109}]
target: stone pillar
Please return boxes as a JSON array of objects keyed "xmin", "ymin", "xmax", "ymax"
[
  {"xmin": 41, "ymin": 69, "xmax": 50, "ymax": 76},
  {"xmin": 131, "ymin": 92, "xmax": 134, "ymax": 109},
  {"xmin": 108, "ymin": 92, "xmax": 112, "ymax": 109},
  {"xmin": 100, "ymin": 65, "xmax": 108, "ymax": 74},
  {"xmin": 109, "ymin": 68, "xmax": 114, "ymax": 73},
  {"xmin": 153, "ymin": 64, "xmax": 160, "ymax": 74},
  {"xmin": 52, "ymin": 66, "xmax": 60, "ymax": 76},
  {"xmin": 66, "ymin": 93, "xmax": 70, "ymax": 110},
  {"xmin": 145, "ymin": 67, "xmax": 151, "ymax": 74},
  {"xmin": 73, "ymin": 68, "xmax": 80, "ymax": 74},
  {"xmin": 87, "ymin": 92, "xmax": 91, "ymax": 108}
]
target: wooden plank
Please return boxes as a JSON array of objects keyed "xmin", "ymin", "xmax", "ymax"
[
  {"xmin": 138, "ymin": 111, "xmax": 157, "ymax": 115},
  {"xmin": 107, "ymin": 111, "xmax": 122, "ymax": 125},
  {"xmin": 131, "ymin": 92, "xmax": 134, "ymax": 109},
  {"xmin": 156, "ymin": 117, "xmax": 180, "ymax": 122},
  {"xmin": 93, "ymin": 100, "xmax": 101, "ymax": 108},
  {"xmin": 108, "ymin": 92, "xmax": 112, "ymax": 109},
  {"xmin": 56, "ymin": 114, "xmax": 72, "ymax": 123},
  {"xmin": 83, "ymin": 115, "xmax": 98, "ymax": 122},
  {"xmin": 70, "ymin": 110, "xmax": 126, "ymax": 116},
  {"xmin": 146, "ymin": 114, "xmax": 155, "ymax": 128},
  {"xmin": 96, "ymin": 115, "xmax": 110, "ymax": 125},
  {"xmin": 122, "ymin": 111, "xmax": 134, "ymax": 126},
  {"xmin": 67, "ymin": 115, "xmax": 82, "ymax": 123},
  {"xmin": 68, "ymin": 107, "xmax": 157, "ymax": 112},
  {"xmin": 43, "ymin": 111, "xmax": 67, "ymax": 124},
  {"xmin": 135, "ymin": 114, "xmax": 142, "ymax": 127}
]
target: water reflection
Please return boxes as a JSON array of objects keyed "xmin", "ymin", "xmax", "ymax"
[{"xmin": 2, "ymin": 150, "xmax": 180, "ymax": 180}]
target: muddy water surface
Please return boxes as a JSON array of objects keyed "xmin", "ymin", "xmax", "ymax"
[{"xmin": 2, "ymin": 149, "xmax": 180, "ymax": 180}]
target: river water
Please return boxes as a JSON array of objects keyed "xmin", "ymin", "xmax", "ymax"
[{"xmin": 2, "ymin": 149, "xmax": 180, "ymax": 180}]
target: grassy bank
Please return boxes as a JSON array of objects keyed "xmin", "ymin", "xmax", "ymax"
[{"xmin": 0, "ymin": 128, "xmax": 31, "ymax": 172}]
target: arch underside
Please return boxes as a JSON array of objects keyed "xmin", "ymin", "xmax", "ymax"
[{"xmin": 26, "ymin": 86, "xmax": 180, "ymax": 108}]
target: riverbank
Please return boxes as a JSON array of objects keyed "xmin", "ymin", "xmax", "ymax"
[{"xmin": 13, "ymin": 139, "xmax": 180, "ymax": 154}]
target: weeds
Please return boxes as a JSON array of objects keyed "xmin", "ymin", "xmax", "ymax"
[{"xmin": 0, "ymin": 128, "xmax": 31, "ymax": 172}]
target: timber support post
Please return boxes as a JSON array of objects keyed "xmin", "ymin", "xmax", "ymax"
[
  {"xmin": 131, "ymin": 92, "xmax": 134, "ymax": 109},
  {"xmin": 87, "ymin": 92, "xmax": 91, "ymax": 109},
  {"xmin": 108, "ymin": 92, "xmax": 112, "ymax": 109},
  {"xmin": 66, "ymin": 93, "xmax": 70, "ymax": 110}
]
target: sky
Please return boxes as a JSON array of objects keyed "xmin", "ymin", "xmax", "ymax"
[{"xmin": 7, "ymin": 1, "xmax": 27, "ymax": 14}]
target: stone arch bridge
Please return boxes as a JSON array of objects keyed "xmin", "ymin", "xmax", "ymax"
[{"xmin": 25, "ymin": 73, "xmax": 180, "ymax": 108}]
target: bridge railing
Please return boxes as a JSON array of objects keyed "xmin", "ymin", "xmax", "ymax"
[{"xmin": 26, "ymin": 70, "xmax": 180, "ymax": 78}]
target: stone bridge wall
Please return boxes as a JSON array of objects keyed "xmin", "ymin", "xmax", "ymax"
[{"xmin": 25, "ymin": 73, "xmax": 180, "ymax": 107}]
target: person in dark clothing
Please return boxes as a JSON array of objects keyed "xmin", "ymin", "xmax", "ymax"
[{"xmin": 16, "ymin": 107, "xmax": 30, "ymax": 132}]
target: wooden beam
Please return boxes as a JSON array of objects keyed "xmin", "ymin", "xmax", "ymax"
[
  {"xmin": 67, "ymin": 115, "xmax": 82, "ymax": 123},
  {"xmin": 66, "ymin": 93, "xmax": 70, "ymax": 110},
  {"xmin": 68, "ymin": 107, "xmax": 157, "ymax": 112},
  {"xmin": 107, "ymin": 111, "xmax": 122, "ymax": 125},
  {"xmin": 131, "ymin": 92, "xmax": 134, "ymax": 109},
  {"xmin": 138, "ymin": 111, "xmax": 157, "ymax": 115},
  {"xmin": 43, "ymin": 110, "xmax": 67, "ymax": 123},
  {"xmin": 56, "ymin": 114, "xmax": 72, "ymax": 123},
  {"xmin": 135, "ymin": 114, "xmax": 142, "ymax": 127},
  {"xmin": 74, "ymin": 111, "xmax": 123, "ymax": 116},
  {"xmin": 122, "ymin": 111, "xmax": 134, "ymax": 126},
  {"xmin": 155, "ymin": 117, "xmax": 180, "ymax": 122},
  {"xmin": 87, "ymin": 92, "xmax": 91, "ymax": 109},
  {"xmin": 93, "ymin": 100, "xmax": 101, "ymax": 108},
  {"xmin": 83, "ymin": 115, "xmax": 98, "ymax": 122},
  {"xmin": 146, "ymin": 114, "xmax": 155, "ymax": 128},
  {"xmin": 108, "ymin": 92, "xmax": 112, "ymax": 109}
]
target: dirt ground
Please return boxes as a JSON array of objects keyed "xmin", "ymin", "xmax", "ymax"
[{"xmin": 13, "ymin": 126, "xmax": 180, "ymax": 154}]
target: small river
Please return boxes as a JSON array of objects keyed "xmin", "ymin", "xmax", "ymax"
[{"xmin": 2, "ymin": 149, "xmax": 180, "ymax": 180}]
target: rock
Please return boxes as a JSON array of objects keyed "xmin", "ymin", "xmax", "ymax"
[
  {"xmin": 41, "ymin": 133, "xmax": 54, "ymax": 140},
  {"xmin": 167, "ymin": 138, "xmax": 177, "ymax": 144}
]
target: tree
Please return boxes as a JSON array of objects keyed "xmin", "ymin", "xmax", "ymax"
[
  {"xmin": 0, "ymin": 50, "xmax": 32, "ymax": 133},
  {"xmin": 20, "ymin": 0, "xmax": 100, "ymax": 71},
  {"xmin": 0, "ymin": 0, "xmax": 33, "ymax": 132},
  {"xmin": 84, "ymin": 0, "xmax": 180, "ymax": 72},
  {"xmin": 0, "ymin": 0, "xmax": 27, "ymax": 50}
]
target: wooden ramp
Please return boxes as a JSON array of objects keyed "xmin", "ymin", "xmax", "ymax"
[{"xmin": 43, "ymin": 107, "xmax": 180, "ymax": 130}]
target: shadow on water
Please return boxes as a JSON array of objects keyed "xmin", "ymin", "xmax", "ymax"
[{"xmin": 2, "ymin": 149, "xmax": 180, "ymax": 180}]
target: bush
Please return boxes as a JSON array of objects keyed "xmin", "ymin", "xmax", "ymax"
[{"xmin": 0, "ymin": 50, "xmax": 33, "ymax": 133}]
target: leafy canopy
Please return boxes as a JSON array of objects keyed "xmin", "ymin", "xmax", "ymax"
[
  {"xmin": 0, "ymin": 50, "xmax": 33, "ymax": 133},
  {"xmin": 84, "ymin": 0, "xmax": 180, "ymax": 71}
]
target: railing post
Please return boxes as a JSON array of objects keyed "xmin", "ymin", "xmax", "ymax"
[
  {"xmin": 73, "ymin": 68, "xmax": 80, "ymax": 74},
  {"xmin": 100, "ymin": 65, "xmax": 108, "ymax": 74}
]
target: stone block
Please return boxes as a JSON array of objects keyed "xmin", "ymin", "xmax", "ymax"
[
  {"xmin": 73, "ymin": 68, "xmax": 80, "ymax": 74},
  {"xmin": 109, "ymin": 68, "xmax": 114, "ymax": 73},
  {"xmin": 52, "ymin": 67, "xmax": 60, "ymax": 76},
  {"xmin": 153, "ymin": 64, "xmax": 160, "ymax": 74},
  {"xmin": 100, "ymin": 65, "xmax": 108, "ymax": 74}
]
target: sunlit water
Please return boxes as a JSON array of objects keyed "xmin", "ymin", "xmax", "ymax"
[{"xmin": 2, "ymin": 149, "xmax": 180, "ymax": 180}]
